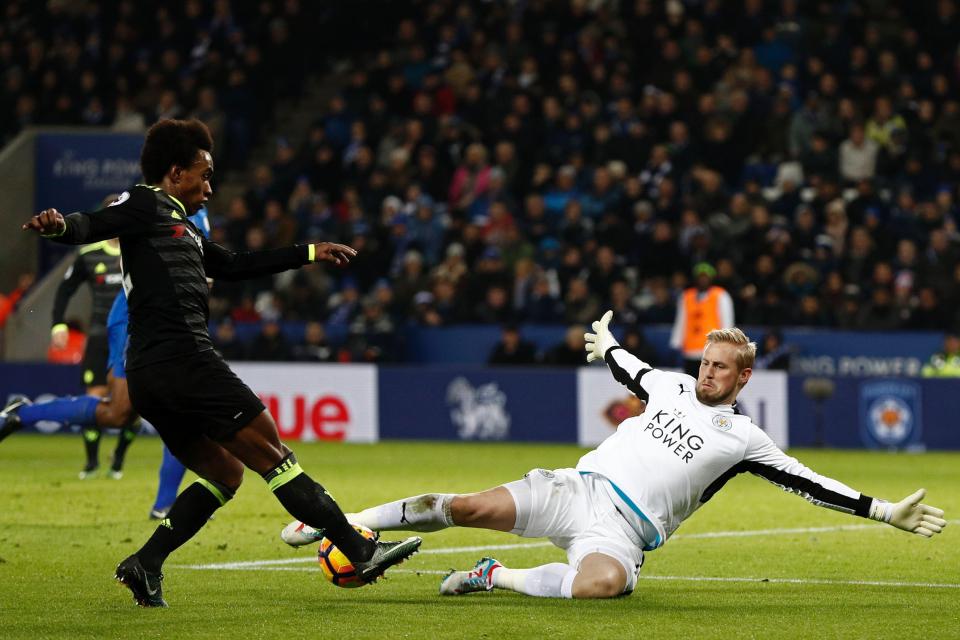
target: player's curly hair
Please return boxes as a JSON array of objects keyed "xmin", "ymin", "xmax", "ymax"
[
  {"xmin": 140, "ymin": 118, "xmax": 214, "ymax": 184},
  {"xmin": 706, "ymin": 327, "xmax": 757, "ymax": 371}
]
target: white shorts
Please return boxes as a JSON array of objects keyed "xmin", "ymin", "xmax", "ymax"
[{"xmin": 502, "ymin": 468, "xmax": 645, "ymax": 594}]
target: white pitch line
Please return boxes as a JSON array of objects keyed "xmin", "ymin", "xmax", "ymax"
[
  {"xmin": 176, "ymin": 541, "xmax": 554, "ymax": 570},
  {"xmin": 390, "ymin": 571, "xmax": 960, "ymax": 588},
  {"xmin": 635, "ymin": 575, "xmax": 960, "ymax": 589},
  {"xmin": 173, "ymin": 519, "xmax": 958, "ymax": 572},
  {"xmin": 175, "ymin": 518, "xmax": 959, "ymax": 571},
  {"xmin": 170, "ymin": 566, "xmax": 960, "ymax": 589}
]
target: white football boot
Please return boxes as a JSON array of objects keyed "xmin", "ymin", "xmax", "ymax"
[
  {"xmin": 439, "ymin": 557, "xmax": 502, "ymax": 595},
  {"xmin": 280, "ymin": 520, "xmax": 325, "ymax": 547}
]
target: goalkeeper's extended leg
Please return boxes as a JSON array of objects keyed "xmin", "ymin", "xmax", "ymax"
[{"xmin": 282, "ymin": 487, "xmax": 517, "ymax": 546}]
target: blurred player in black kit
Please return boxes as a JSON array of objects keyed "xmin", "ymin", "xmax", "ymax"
[{"xmin": 50, "ymin": 200, "xmax": 138, "ymax": 479}]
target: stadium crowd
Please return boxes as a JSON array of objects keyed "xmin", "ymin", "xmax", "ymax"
[
  {"xmin": 0, "ymin": 0, "xmax": 315, "ymax": 168},
  {"xmin": 6, "ymin": 0, "xmax": 960, "ymax": 363}
]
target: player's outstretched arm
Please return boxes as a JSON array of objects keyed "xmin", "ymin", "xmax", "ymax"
[
  {"xmin": 203, "ymin": 240, "xmax": 357, "ymax": 281},
  {"xmin": 871, "ymin": 488, "xmax": 946, "ymax": 538},
  {"xmin": 23, "ymin": 191, "xmax": 154, "ymax": 244},
  {"xmin": 742, "ymin": 428, "xmax": 947, "ymax": 538}
]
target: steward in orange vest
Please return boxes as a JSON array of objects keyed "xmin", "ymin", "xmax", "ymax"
[{"xmin": 670, "ymin": 263, "xmax": 734, "ymax": 376}]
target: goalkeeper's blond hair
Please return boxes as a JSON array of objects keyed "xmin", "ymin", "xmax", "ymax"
[{"xmin": 705, "ymin": 328, "xmax": 757, "ymax": 372}]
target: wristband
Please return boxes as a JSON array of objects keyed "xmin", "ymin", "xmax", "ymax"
[
  {"xmin": 307, "ymin": 244, "xmax": 316, "ymax": 262},
  {"xmin": 868, "ymin": 498, "xmax": 892, "ymax": 523},
  {"xmin": 41, "ymin": 220, "xmax": 67, "ymax": 238},
  {"xmin": 51, "ymin": 323, "xmax": 68, "ymax": 336}
]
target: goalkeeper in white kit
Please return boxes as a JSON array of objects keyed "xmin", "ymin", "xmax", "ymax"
[{"xmin": 282, "ymin": 312, "xmax": 947, "ymax": 598}]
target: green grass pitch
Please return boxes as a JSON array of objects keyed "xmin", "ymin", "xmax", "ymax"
[{"xmin": 0, "ymin": 435, "xmax": 957, "ymax": 640}]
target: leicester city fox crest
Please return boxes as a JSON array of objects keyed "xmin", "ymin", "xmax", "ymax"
[
  {"xmin": 712, "ymin": 415, "xmax": 733, "ymax": 432},
  {"xmin": 859, "ymin": 380, "xmax": 922, "ymax": 448}
]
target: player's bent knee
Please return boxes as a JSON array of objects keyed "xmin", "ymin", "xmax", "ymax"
[
  {"xmin": 95, "ymin": 401, "xmax": 136, "ymax": 429},
  {"xmin": 572, "ymin": 559, "xmax": 628, "ymax": 599},
  {"xmin": 572, "ymin": 572, "xmax": 626, "ymax": 599},
  {"xmin": 117, "ymin": 407, "xmax": 137, "ymax": 429}
]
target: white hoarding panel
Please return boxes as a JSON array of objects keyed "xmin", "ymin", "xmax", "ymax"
[{"xmin": 231, "ymin": 363, "xmax": 378, "ymax": 443}]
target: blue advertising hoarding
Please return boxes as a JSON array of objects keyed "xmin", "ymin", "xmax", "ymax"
[
  {"xmin": 787, "ymin": 377, "xmax": 960, "ymax": 449},
  {"xmin": 378, "ymin": 366, "xmax": 578, "ymax": 442},
  {"xmin": 34, "ymin": 132, "xmax": 143, "ymax": 273},
  {"xmin": 5, "ymin": 361, "xmax": 960, "ymax": 449}
]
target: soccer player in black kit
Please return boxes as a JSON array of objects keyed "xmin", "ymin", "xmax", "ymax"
[
  {"xmin": 22, "ymin": 119, "xmax": 421, "ymax": 607},
  {"xmin": 49, "ymin": 199, "xmax": 140, "ymax": 479}
]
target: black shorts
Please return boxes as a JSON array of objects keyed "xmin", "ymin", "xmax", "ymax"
[
  {"xmin": 126, "ymin": 349, "xmax": 265, "ymax": 442},
  {"xmin": 81, "ymin": 334, "xmax": 110, "ymax": 387}
]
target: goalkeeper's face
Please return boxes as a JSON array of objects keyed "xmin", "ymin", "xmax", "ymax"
[{"xmin": 696, "ymin": 343, "xmax": 751, "ymax": 406}]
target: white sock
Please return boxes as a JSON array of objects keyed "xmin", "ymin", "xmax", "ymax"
[
  {"xmin": 347, "ymin": 493, "xmax": 455, "ymax": 532},
  {"xmin": 492, "ymin": 563, "xmax": 577, "ymax": 598}
]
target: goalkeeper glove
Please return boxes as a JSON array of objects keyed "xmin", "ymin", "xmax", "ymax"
[
  {"xmin": 870, "ymin": 488, "xmax": 947, "ymax": 537},
  {"xmin": 584, "ymin": 310, "xmax": 619, "ymax": 363}
]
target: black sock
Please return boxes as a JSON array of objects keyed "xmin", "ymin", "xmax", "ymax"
[
  {"xmin": 111, "ymin": 422, "xmax": 140, "ymax": 471},
  {"xmin": 82, "ymin": 428, "xmax": 101, "ymax": 469},
  {"xmin": 137, "ymin": 479, "xmax": 233, "ymax": 573},
  {"xmin": 265, "ymin": 453, "xmax": 375, "ymax": 562}
]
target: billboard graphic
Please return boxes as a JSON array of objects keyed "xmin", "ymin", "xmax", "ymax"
[
  {"xmin": 379, "ymin": 367, "xmax": 577, "ymax": 442},
  {"xmin": 859, "ymin": 380, "xmax": 923, "ymax": 449},
  {"xmin": 233, "ymin": 363, "xmax": 378, "ymax": 443},
  {"xmin": 446, "ymin": 376, "xmax": 511, "ymax": 440}
]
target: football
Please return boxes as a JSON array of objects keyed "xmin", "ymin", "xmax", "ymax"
[{"xmin": 317, "ymin": 524, "xmax": 377, "ymax": 588}]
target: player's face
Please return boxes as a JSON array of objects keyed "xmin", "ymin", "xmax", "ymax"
[
  {"xmin": 696, "ymin": 342, "xmax": 751, "ymax": 406},
  {"xmin": 176, "ymin": 151, "xmax": 214, "ymax": 213}
]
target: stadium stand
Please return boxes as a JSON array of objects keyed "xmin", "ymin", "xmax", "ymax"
[{"xmin": 4, "ymin": 0, "xmax": 960, "ymax": 362}]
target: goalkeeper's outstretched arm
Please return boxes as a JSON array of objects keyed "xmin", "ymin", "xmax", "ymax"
[{"xmin": 742, "ymin": 426, "xmax": 947, "ymax": 538}]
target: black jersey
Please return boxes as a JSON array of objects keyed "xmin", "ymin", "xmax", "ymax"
[
  {"xmin": 47, "ymin": 185, "xmax": 311, "ymax": 370},
  {"xmin": 52, "ymin": 240, "xmax": 123, "ymax": 337}
]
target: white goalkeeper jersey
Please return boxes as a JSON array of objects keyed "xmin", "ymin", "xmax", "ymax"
[{"xmin": 576, "ymin": 347, "xmax": 876, "ymax": 550}]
